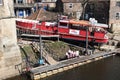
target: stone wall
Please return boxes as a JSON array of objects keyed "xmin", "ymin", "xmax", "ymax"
[
  {"xmin": 110, "ymin": 23, "xmax": 120, "ymax": 33},
  {"xmin": 64, "ymin": 3, "xmax": 82, "ymax": 12},
  {"xmin": 0, "ymin": 18, "xmax": 22, "ymax": 80},
  {"xmin": 64, "ymin": 3, "xmax": 82, "ymax": 19},
  {"xmin": 109, "ymin": 0, "xmax": 120, "ymax": 25},
  {"xmin": 0, "ymin": 0, "xmax": 22, "ymax": 79},
  {"xmin": 0, "ymin": 0, "xmax": 14, "ymax": 18},
  {"xmin": 109, "ymin": 0, "xmax": 120, "ymax": 33}
]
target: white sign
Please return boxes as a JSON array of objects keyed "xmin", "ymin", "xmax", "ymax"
[{"xmin": 69, "ymin": 29, "xmax": 80, "ymax": 35}]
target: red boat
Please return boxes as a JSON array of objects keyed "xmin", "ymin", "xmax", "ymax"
[{"xmin": 16, "ymin": 18, "xmax": 108, "ymax": 43}]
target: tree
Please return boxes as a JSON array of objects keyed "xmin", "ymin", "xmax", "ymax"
[
  {"xmin": 80, "ymin": 0, "xmax": 89, "ymax": 20},
  {"xmin": 55, "ymin": 0, "xmax": 63, "ymax": 14}
]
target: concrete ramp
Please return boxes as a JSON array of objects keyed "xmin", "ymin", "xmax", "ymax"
[
  {"xmin": 31, "ymin": 43, "xmax": 58, "ymax": 65},
  {"xmin": 42, "ymin": 49, "xmax": 58, "ymax": 65}
]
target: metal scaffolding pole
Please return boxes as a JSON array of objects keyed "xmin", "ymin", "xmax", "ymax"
[
  {"xmin": 85, "ymin": 27, "xmax": 88, "ymax": 55},
  {"xmin": 39, "ymin": 23, "xmax": 44, "ymax": 65},
  {"xmin": 40, "ymin": 34, "xmax": 42, "ymax": 59}
]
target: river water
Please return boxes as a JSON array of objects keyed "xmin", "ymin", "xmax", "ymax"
[
  {"xmin": 6, "ymin": 55, "xmax": 120, "ymax": 80},
  {"xmin": 41, "ymin": 55, "xmax": 120, "ymax": 80}
]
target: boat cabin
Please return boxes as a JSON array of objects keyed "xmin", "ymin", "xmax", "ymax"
[{"xmin": 58, "ymin": 19, "xmax": 108, "ymax": 43}]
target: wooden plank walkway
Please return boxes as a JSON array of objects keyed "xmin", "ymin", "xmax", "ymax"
[{"xmin": 30, "ymin": 48, "xmax": 120, "ymax": 75}]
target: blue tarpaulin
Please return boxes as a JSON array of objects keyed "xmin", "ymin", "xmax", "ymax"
[{"xmin": 39, "ymin": 59, "xmax": 44, "ymax": 65}]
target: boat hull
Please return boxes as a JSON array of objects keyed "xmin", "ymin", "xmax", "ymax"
[{"xmin": 16, "ymin": 19, "xmax": 108, "ymax": 43}]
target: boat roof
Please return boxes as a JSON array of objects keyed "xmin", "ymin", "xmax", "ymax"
[
  {"xmin": 59, "ymin": 19, "xmax": 108, "ymax": 28},
  {"xmin": 94, "ymin": 23, "xmax": 108, "ymax": 28},
  {"xmin": 16, "ymin": 18, "xmax": 39, "ymax": 23},
  {"xmin": 69, "ymin": 20, "xmax": 90, "ymax": 26},
  {"xmin": 59, "ymin": 20, "xmax": 90, "ymax": 25}
]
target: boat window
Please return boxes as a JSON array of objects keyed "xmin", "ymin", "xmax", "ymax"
[
  {"xmin": 69, "ymin": 24, "xmax": 80, "ymax": 30},
  {"xmin": 69, "ymin": 24, "xmax": 87, "ymax": 30},
  {"xmin": 59, "ymin": 22, "xmax": 68, "ymax": 28}
]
